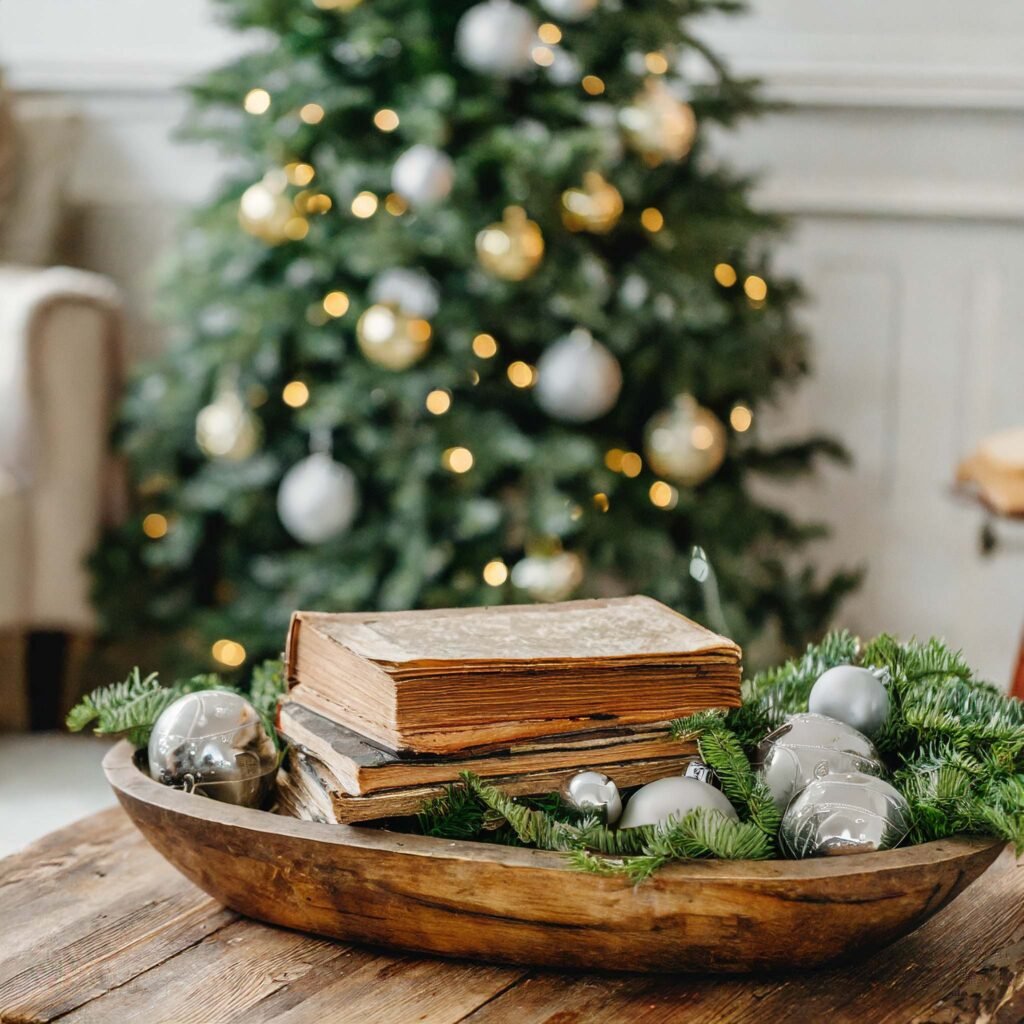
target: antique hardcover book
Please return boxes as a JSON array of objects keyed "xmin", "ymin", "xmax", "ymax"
[
  {"xmin": 277, "ymin": 701, "xmax": 693, "ymax": 796},
  {"xmin": 275, "ymin": 746, "xmax": 701, "ymax": 824},
  {"xmin": 284, "ymin": 596, "xmax": 741, "ymax": 754}
]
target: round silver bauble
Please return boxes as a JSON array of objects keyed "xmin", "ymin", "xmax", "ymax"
[
  {"xmin": 147, "ymin": 690, "xmax": 277, "ymax": 808},
  {"xmin": 510, "ymin": 551, "xmax": 584, "ymax": 602},
  {"xmin": 757, "ymin": 712, "xmax": 883, "ymax": 812},
  {"xmin": 368, "ymin": 268, "xmax": 441, "ymax": 319},
  {"xmin": 560, "ymin": 770, "xmax": 622, "ymax": 824},
  {"xmin": 277, "ymin": 452, "xmax": 359, "ymax": 545},
  {"xmin": 808, "ymin": 665, "xmax": 890, "ymax": 738},
  {"xmin": 618, "ymin": 775, "xmax": 738, "ymax": 830},
  {"xmin": 456, "ymin": 0, "xmax": 537, "ymax": 78},
  {"xmin": 779, "ymin": 770, "xmax": 912, "ymax": 858},
  {"xmin": 391, "ymin": 145, "xmax": 455, "ymax": 208},
  {"xmin": 534, "ymin": 328, "xmax": 622, "ymax": 423}
]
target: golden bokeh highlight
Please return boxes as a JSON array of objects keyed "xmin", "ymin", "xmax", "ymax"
[
  {"xmin": 730, "ymin": 403, "xmax": 753, "ymax": 432},
  {"xmin": 621, "ymin": 452, "xmax": 643, "ymax": 477},
  {"xmin": 285, "ymin": 162, "xmax": 316, "ymax": 186},
  {"xmin": 592, "ymin": 492, "xmax": 610, "ymax": 512},
  {"xmin": 649, "ymin": 480, "xmax": 679, "ymax": 509},
  {"xmin": 302, "ymin": 193, "xmax": 332, "ymax": 214},
  {"xmin": 692, "ymin": 424, "xmax": 715, "ymax": 450},
  {"xmin": 482, "ymin": 559, "xmax": 509, "ymax": 586},
  {"xmin": 472, "ymin": 333, "xmax": 498, "ymax": 358},
  {"xmin": 443, "ymin": 446, "xmax": 474, "ymax": 473},
  {"xmin": 641, "ymin": 207, "xmax": 664, "ymax": 232},
  {"xmin": 282, "ymin": 381, "xmax": 310, "ymax": 408},
  {"xmin": 532, "ymin": 46, "xmax": 555, "ymax": 67},
  {"xmin": 373, "ymin": 108, "xmax": 400, "ymax": 132},
  {"xmin": 212, "ymin": 639, "xmax": 247, "ymax": 667},
  {"xmin": 645, "ymin": 52, "xmax": 670, "ymax": 75},
  {"xmin": 425, "ymin": 389, "xmax": 452, "ymax": 415},
  {"xmin": 604, "ymin": 448, "xmax": 625, "ymax": 472},
  {"xmin": 142, "ymin": 513, "xmax": 168, "ymax": 539},
  {"xmin": 384, "ymin": 192, "xmax": 408, "ymax": 216},
  {"xmin": 323, "ymin": 290, "xmax": 350, "ymax": 317},
  {"xmin": 299, "ymin": 103, "xmax": 325, "ymax": 125},
  {"xmin": 351, "ymin": 191, "xmax": 379, "ymax": 218},
  {"xmin": 408, "ymin": 319, "xmax": 432, "ymax": 344},
  {"xmin": 538, "ymin": 22, "xmax": 562, "ymax": 44},
  {"xmin": 714, "ymin": 263, "xmax": 737, "ymax": 287},
  {"xmin": 507, "ymin": 361, "xmax": 537, "ymax": 388},
  {"xmin": 744, "ymin": 275, "xmax": 768, "ymax": 301},
  {"xmin": 283, "ymin": 217, "xmax": 309, "ymax": 240},
  {"xmin": 244, "ymin": 88, "xmax": 271, "ymax": 115},
  {"xmin": 581, "ymin": 75, "xmax": 605, "ymax": 96}
]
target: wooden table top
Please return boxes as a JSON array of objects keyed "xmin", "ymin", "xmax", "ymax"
[{"xmin": 2, "ymin": 807, "xmax": 1024, "ymax": 1024}]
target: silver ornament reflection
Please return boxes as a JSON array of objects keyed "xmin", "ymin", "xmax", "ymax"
[
  {"xmin": 369, "ymin": 268, "xmax": 441, "ymax": 319},
  {"xmin": 618, "ymin": 775, "xmax": 738, "ymax": 830},
  {"xmin": 757, "ymin": 712, "xmax": 883, "ymax": 812},
  {"xmin": 510, "ymin": 551, "xmax": 584, "ymax": 602},
  {"xmin": 277, "ymin": 452, "xmax": 359, "ymax": 545},
  {"xmin": 147, "ymin": 690, "xmax": 277, "ymax": 808},
  {"xmin": 456, "ymin": 0, "xmax": 537, "ymax": 78},
  {"xmin": 391, "ymin": 145, "xmax": 455, "ymax": 207},
  {"xmin": 779, "ymin": 771, "xmax": 912, "ymax": 858},
  {"xmin": 808, "ymin": 665, "xmax": 890, "ymax": 738},
  {"xmin": 535, "ymin": 328, "xmax": 622, "ymax": 423},
  {"xmin": 560, "ymin": 770, "xmax": 622, "ymax": 824},
  {"xmin": 539, "ymin": 0, "xmax": 597, "ymax": 20}
]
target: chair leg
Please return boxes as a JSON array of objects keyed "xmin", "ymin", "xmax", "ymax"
[{"xmin": 26, "ymin": 631, "xmax": 70, "ymax": 731}]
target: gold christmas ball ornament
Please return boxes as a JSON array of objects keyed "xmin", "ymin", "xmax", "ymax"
[
  {"xmin": 620, "ymin": 78, "xmax": 697, "ymax": 165},
  {"xmin": 238, "ymin": 175, "xmax": 305, "ymax": 245},
  {"xmin": 196, "ymin": 385, "xmax": 261, "ymax": 461},
  {"xmin": 561, "ymin": 171, "xmax": 623, "ymax": 234},
  {"xmin": 643, "ymin": 394, "xmax": 726, "ymax": 486},
  {"xmin": 356, "ymin": 304, "xmax": 432, "ymax": 370},
  {"xmin": 476, "ymin": 206, "xmax": 544, "ymax": 281}
]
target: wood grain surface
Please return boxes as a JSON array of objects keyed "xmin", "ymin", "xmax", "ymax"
[
  {"xmin": 2, "ymin": 803, "xmax": 1024, "ymax": 1023},
  {"xmin": 101, "ymin": 741, "xmax": 1004, "ymax": 975}
]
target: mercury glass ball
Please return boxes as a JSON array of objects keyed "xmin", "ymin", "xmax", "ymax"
[
  {"xmin": 147, "ymin": 690, "xmax": 277, "ymax": 808},
  {"xmin": 618, "ymin": 776, "xmax": 739, "ymax": 830},
  {"xmin": 779, "ymin": 771, "xmax": 912, "ymax": 858},
  {"xmin": 808, "ymin": 665, "xmax": 890, "ymax": 738},
  {"xmin": 757, "ymin": 713, "xmax": 883, "ymax": 812},
  {"xmin": 560, "ymin": 770, "xmax": 622, "ymax": 824}
]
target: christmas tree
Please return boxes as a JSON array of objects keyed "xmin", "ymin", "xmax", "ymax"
[{"xmin": 93, "ymin": 0, "xmax": 858, "ymax": 676}]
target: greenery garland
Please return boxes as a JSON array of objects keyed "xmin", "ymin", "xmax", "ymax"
[{"xmin": 415, "ymin": 631, "xmax": 1024, "ymax": 876}]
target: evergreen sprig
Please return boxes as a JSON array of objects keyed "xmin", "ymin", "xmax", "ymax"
[
  {"xmin": 67, "ymin": 660, "xmax": 287, "ymax": 748},
  {"xmin": 415, "ymin": 632, "xmax": 1024, "ymax": 877}
]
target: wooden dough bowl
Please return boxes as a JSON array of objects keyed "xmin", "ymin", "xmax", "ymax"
[{"xmin": 104, "ymin": 741, "xmax": 1004, "ymax": 974}]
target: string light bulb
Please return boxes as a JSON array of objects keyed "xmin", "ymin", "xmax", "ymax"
[
  {"xmin": 482, "ymin": 559, "xmax": 509, "ymax": 586},
  {"xmin": 641, "ymin": 207, "xmax": 664, "ymax": 232},
  {"xmin": 581, "ymin": 75, "xmax": 605, "ymax": 95},
  {"xmin": 299, "ymin": 103, "xmax": 325, "ymax": 125},
  {"xmin": 472, "ymin": 333, "xmax": 498, "ymax": 358},
  {"xmin": 243, "ymin": 88, "xmax": 271, "ymax": 115},
  {"xmin": 443, "ymin": 447, "xmax": 474, "ymax": 473},
  {"xmin": 282, "ymin": 381, "xmax": 310, "ymax": 408},
  {"xmin": 212, "ymin": 639, "xmax": 247, "ymax": 667},
  {"xmin": 744, "ymin": 275, "xmax": 768, "ymax": 301},
  {"xmin": 593, "ymin": 492, "xmax": 610, "ymax": 512},
  {"xmin": 620, "ymin": 452, "xmax": 643, "ymax": 477},
  {"xmin": 285, "ymin": 162, "xmax": 315, "ymax": 186},
  {"xmin": 142, "ymin": 513, "xmax": 168, "ymax": 539},
  {"xmin": 714, "ymin": 263, "xmax": 738, "ymax": 287},
  {"xmin": 323, "ymin": 291, "xmax": 350, "ymax": 317},
  {"xmin": 373, "ymin": 108, "xmax": 400, "ymax": 131},
  {"xmin": 730, "ymin": 403, "xmax": 753, "ymax": 432},
  {"xmin": 425, "ymin": 389, "xmax": 452, "ymax": 415},
  {"xmin": 351, "ymin": 191, "xmax": 379, "ymax": 218},
  {"xmin": 538, "ymin": 23, "xmax": 562, "ymax": 44},
  {"xmin": 649, "ymin": 480, "xmax": 679, "ymax": 509},
  {"xmin": 507, "ymin": 361, "xmax": 536, "ymax": 388}
]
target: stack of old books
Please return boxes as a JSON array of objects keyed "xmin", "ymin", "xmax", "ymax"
[{"xmin": 275, "ymin": 595, "xmax": 741, "ymax": 824}]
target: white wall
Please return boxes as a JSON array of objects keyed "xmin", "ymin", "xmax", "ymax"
[{"xmin": 2, "ymin": 0, "xmax": 1022, "ymax": 682}]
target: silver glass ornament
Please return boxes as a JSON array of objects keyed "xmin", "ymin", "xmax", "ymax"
[
  {"xmin": 757, "ymin": 712, "xmax": 883, "ymax": 812},
  {"xmin": 618, "ymin": 776, "xmax": 739, "ymax": 830},
  {"xmin": 808, "ymin": 665, "xmax": 890, "ymax": 738},
  {"xmin": 560, "ymin": 770, "xmax": 622, "ymax": 824},
  {"xmin": 148, "ymin": 690, "xmax": 277, "ymax": 808},
  {"xmin": 779, "ymin": 770, "xmax": 912, "ymax": 858}
]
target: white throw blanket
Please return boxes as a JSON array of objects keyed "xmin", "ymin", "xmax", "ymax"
[{"xmin": 0, "ymin": 265, "xmax": 121, "ymax": 494}]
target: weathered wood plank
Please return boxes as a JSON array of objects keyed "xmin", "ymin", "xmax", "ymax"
[
  {"xmin": 57, "ymin": 921, "xmax": 350, "ymax": 1024},
  {"xmin": 0, "ymin": 810, "xmax": 235, "ymax": 1024}
]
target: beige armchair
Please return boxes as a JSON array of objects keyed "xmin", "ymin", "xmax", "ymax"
[{"xmin": 0, "ymin": 89, "xmax": 124, "ymax": 730}]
